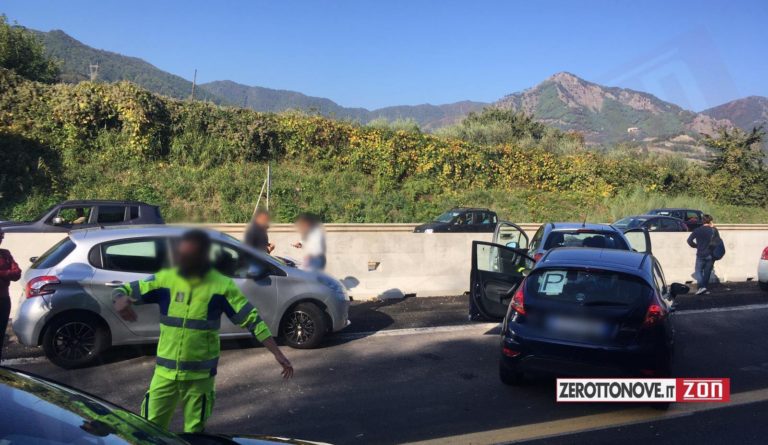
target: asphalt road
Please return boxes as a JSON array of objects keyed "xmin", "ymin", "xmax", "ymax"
[{"xmin": 3, "ymin": 282, "xmax": 768, "ymax": 445}]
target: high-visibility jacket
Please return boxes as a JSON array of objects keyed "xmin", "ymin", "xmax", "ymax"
[{"xmin": 116, "ymin": 267, "xmax": 272, "ymax": 381}]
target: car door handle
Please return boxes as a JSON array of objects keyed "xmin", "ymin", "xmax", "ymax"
[{"xmin": 105, "ymin": 281, "xmax": 124, "ymax": 287}]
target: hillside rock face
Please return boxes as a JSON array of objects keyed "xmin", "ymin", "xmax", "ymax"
[
  {"xmin": 703, "ymin": 96, "xmax": 768, "ymax": 131},
  {"xmin": 495, "ymin": 72, "xmax": 729, "ymax": 147}
]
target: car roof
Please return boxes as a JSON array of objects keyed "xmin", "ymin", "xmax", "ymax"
[
  {"xmin": 59, "ymin": 199, "xmax": 155, "ymax": 206},
  {"xmin": 536, "ymin": 247, "xmax": 652, "ymax": 278},
  {"xmin": 622, "ymin": 214, "xmax": 677, "ymax": 219},
  {"xmin": 68, "ymin": 225, "xmax": 229, "ymax": 244},
  {"xmin": 649, "ymin": 208, "xmax": 698, "ymax": 212},
  {"xmin": 450, "ymin": 207, "xmax": 491, "ymax": 212},
  {"xmin": 546, "ymin": 222, "xmax": 621, "ymax": 232}
]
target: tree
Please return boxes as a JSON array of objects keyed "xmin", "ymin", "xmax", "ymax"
[
  {"xmin": 0, "ymin": 15, "xmax": 59, "ymax": 83},
  {"xmin": 703, "ymin": 126, "xmax": 768, "ymax": 206},
  {"xmin": 437, "ymin": 108, "xmax": 559, "ymax": 146}
]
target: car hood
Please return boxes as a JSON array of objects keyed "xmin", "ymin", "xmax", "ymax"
[
  {"xmin": 182, "ymin": 433, "xmax": 331, "ymax": 445},
  {"xmin": 413, "ymin": 222, "xmax": 447, "ymax": 232}
]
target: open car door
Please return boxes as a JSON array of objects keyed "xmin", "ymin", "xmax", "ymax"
[
  {"xmin": 493, "ymin": 221, "xmax": 529, "ymax": 249},
  {"xmin": 623, "ymin": 227, "xmax": 652, "ymax": 254},
  {"xmin": 470, "ymin": 241, "xmax": 534, "ymax": 321}
]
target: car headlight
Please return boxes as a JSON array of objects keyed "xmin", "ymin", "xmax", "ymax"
[{"xmin": 424, "ymin": 228, "xmax": 434, "ymax": 233}]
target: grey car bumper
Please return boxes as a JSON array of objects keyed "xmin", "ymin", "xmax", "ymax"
[{"xmin": 12, "ymin": 297, "xmax": 50, "ymax": 346}]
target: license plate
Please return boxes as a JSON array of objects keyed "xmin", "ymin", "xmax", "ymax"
[{"xmin": 546, "ymin": 315, "xmax": 609, "ymax": 337}]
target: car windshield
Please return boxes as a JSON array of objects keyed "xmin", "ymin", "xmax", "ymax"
[
  {"xmin": 31, "ymin": 237, "xmax": 76, "ymax": 269},
  {"xmin": 526, "ymin": 268, "xmax": 652, "ymax": 307},
  {"xmin": 434, "ymin": 211, "xmax": 461, "ymax": 223},
  {"xmin": 0, "ymin": 369, "xmax": 182, "ymax": 444},
  {"xmin": 613, "ymin": 217, "xmax": 648, "ymax": 229},
  {"xmin": 543, "ymin": 231, "xmax": 629, "ymax": 250}
]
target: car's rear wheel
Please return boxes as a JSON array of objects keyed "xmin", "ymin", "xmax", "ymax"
[
  {"xmin": 42, "ymin": 313, "xmax": 109, "ymax": 369},
  {"xmin": 280, "ymin": 302, "xmax": 328, "ymax": 349},
  {"xmin": 499, "ymin": 358, "xmax": 523, "ymax": 385}
]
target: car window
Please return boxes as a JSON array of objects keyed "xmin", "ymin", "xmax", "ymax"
[
  {"xmin": 657, "ymin": 218, "xmax": 679, "ymax": 231},
  {"xmin": 528, "ymin": 226, "xmax": 544, "ymax": 252},
  {"xmin": 645, "ymin": 218, "xmax": 661, "ymax": 231},
  {"xmin": 47, "ymin": 206, "xmax": 92, "ymax": 226},
  {"xmin": 543, "ymin": 231, "xmax": 629, "ymax": 250},
  {"xmin": 526, "ymin": 269, "xmax": 651, "ymax": 307},
  {"xmin": 614, "ymin": 217, "xmax": 647, "ymax": 230},
  {"xmin": 99, "ymin": 238, "xmax": 168, "ymax": 273},
  {"xmin": 434, "ymin": 211, "xmax": 460, "ymax": 223},
  {"xmin": 97, "ymin": 206, "xmax": 127, "ymax": 224},
  {"xmin": 129, "ymin": 206, "xmax": 140, "ymax": 220},
  {"xmin": 31, "ymin": 237, "xmax": 76, "ymax": 269},
  {"xmin": 685, "ymin": 211, "xmax": 700, "ymax": 222},
  {"xmin": 210, "ymin": 242, "xmax": 267, "ymax": 279}
]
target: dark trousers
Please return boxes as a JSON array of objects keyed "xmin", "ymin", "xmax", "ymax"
[
  {"xmin": 695, "ymin": 257, "xmax": 715, "ymax": 289},
  {"xmin": 0, "ymin": 296, "xmax": 10, "ymax": 360}
]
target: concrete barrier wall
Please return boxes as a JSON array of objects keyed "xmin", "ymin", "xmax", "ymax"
[{"xmin": 4, "ymin": 224, "xmax": 767, "ymax": 318}]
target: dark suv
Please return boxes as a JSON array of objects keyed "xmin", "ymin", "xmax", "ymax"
[
  {"xmin": 413, "ymin": 208, "xmax": 498, "ymax": 233},
  {"xmin": 647, "ymin": 208, "xmax": 703, "ymax": 230},
  {"xmin": 0, "ymin": 200, "xmax": 164, "ymax": 233}
]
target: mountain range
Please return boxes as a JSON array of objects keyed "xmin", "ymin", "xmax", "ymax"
[{"xmin": 31, "ymin": 28, "xmax": 768, "ymax": 153}]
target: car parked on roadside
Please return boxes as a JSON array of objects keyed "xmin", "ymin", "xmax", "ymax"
[
  {"xmin": 647, "ymin": 208, "xmax": 703, "ymax": 230},
  {"xmin": 0, "ymin": 200, "xmax": 164, "ymax": 233},
  {"xmin": 12, "ymin": 226, "xmax": 350, "ymax": 368},
  {"xmin": 612, "ymin": 215, "xmax": 689, "ymax": 232},
  {"xmin": 759, "ymin": 246, "xmax": 768, "ymax": 291},
  {"xmin": 0, "ymin": 366, "xmax": 327, "ymax": 445},
  {"xmin": 479, "ymin": 247, "xmax": 689, "ymax": 385},
  {"xmin": 413, "ymin": 208, "xmax": 498, "ymax": 233},
  {"xmin": 468, "ymin": 222, "xmax": 651, "ymax": 321}
]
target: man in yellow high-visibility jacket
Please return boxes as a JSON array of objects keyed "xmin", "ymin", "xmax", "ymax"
[{"xmin": 112, "ymin": 229, "xmax": 293, "ymax": 432}]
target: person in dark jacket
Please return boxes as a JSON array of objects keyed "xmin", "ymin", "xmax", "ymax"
[
  {"xmin": 244, "ymin": 209, "xmax": 274, "ymax": 254},
  {"xmin": 0, "ymin": 228, "xmax": 22, "ymax": 359},
  {"xmin": 687, "ymin": 214, "xmax": 715, "ymax": 295}
]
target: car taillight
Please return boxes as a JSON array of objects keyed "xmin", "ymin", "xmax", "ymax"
[
  {"xmin": 642, "ymin": 299, "xmax": 665, "ymax": 328},
  {"xmin": 511, "ymin": 280, "xmax": 526, "ymax": 315},
  {"xmin": 762, "ymin": 246, "xmax": 768, "ymax": 260},
  {"xmin": 533, "ymin": 252, "xmax": 543, "ymax": 262},
  {"xmin": 26, "ymin": 276, "xmax": 60, "ymax": 298}
]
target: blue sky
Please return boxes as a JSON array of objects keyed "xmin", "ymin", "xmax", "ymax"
[{"xmin": 3, "ymin": 0, "xmax": 766, "ymax": 110}]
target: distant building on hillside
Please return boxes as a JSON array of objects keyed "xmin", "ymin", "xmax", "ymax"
[{"xmin": 627, "ymin": 127, "xmax": 641, "ymax": 136}]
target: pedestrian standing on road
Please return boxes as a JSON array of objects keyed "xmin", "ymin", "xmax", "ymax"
[
  {"xmin": 292, "ymin": 213, "xmax": 326, "ymax": 271},
  {"xmin": 245, "ymin": 209, "xmax": 275, "ymax": 254},
  {"xmin": 112, "ymin": 229, "xmax": 293, "ymax": 433},
  {"xmin": 687, "ymin": 214, "xmax": 716, "ymax": 295},
  {"xmin": 0, "ymin": 228, "xmax": 22, "ymax": 360}
]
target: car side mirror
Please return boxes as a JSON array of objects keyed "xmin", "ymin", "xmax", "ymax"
[
  {"xmin": 246, "ymin": 265, "xmax": 271, "ymax": 281},
  {"xmin": 29, "ymin": 256, "xmax": 38, "ymax": 263},
  {"xmin": 670, "ymin": 283, "xmax": 689, "ymax": 297},
  {"xmin": 52, "ymin": 216, "xmax": 65, "ymax": 226}
]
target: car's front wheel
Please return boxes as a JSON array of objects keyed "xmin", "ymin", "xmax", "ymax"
[
  {"xmin": 42, "ymin": 313, "xmax": 110, "ymax": 369},
  {"xmin": 280, "ymin": 302, "xmax": 328, "ymax": 349}
]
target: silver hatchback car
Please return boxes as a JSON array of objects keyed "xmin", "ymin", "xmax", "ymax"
[{"xmin": 13, "ymin": 226, "xmax": 350, "ymax": 368}]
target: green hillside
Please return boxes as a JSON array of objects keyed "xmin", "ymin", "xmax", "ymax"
[
  {"xmin": 1, "ymin": 66, "xmax": 767, "ymax": 224},
  {"xmin": 34, "ymin": 29, "xmax": 223, "ymax": 102}
]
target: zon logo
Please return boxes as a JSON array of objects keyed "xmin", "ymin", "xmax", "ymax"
[{"xmin": 677, "ymin": 378, "xmax": 730, "ymax": 402}]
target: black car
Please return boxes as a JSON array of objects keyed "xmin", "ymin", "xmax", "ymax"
[
  {"xmin": 413, "ymin": 208, "xmax": 498, "ymax": 233},
  {"xmin": 469, "ymin": 246, "xmax": 688, "ymax": 385},
  {"xmin": 0, "ymin": 200, "xmax": 164, "ymax": 233},
  {"xmin": 647, "ymin": 208, "xmax": 703, "ymax": 230},
  {"xmin": 613, "ymin": 215, "xmax": 689, "ymax": 232},
  {"xmin": 0, "ymin": 367, "xmax": 324, "ymax": 445}
]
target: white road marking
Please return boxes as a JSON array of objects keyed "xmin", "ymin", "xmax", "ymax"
[
  {"xmin": 675, "ymin": 303, "xmax": 768, "ymax": 315},
  {"xmin": 336, "ymin": 323, "xmax": 498, "ymax": 340}
]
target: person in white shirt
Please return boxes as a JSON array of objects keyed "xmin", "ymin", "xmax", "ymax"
[{"xmin": 291, "ymin": 213, "xmax": 326, "ymax": 271}]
